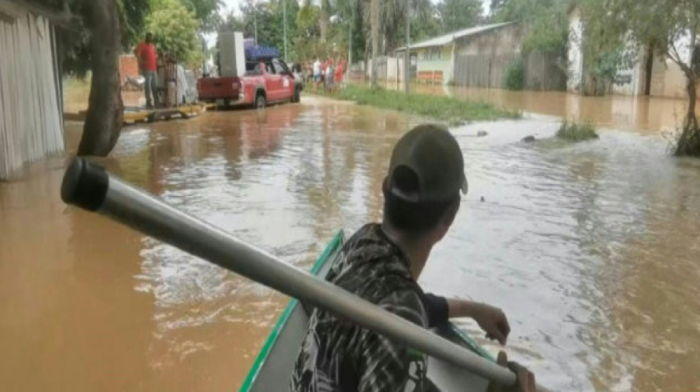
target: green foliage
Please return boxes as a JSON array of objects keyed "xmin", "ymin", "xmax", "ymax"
[
  {"xmin": 437, "ymin": 0, "xmax": 482, "ymax": 32},
  {"xmin": 180, "ymin": 0, "xmax": 223, "ymax": 31},
  {"xmin": 492, "ymin": 0, "xmax": 570, "ymax": 54},
  {"xmin": 607, "ymin": 0, "xmax": 700, "ymax": 76},
  {"xmin": 556, "ymin": 120, "xmax": 599, "ymax": 141},
  {"xmin": 360, "ymin": 0, "xmax": 433, "ymax": 52},
  {"xmin": 315, "ymin": 85, "xmax": 521, "ymax": 122},
  {"xmin": 606, "ymin": 0, "xmax": 700, "ymax": 155},
  {"xmin": 36, "ymin": 0, "xmax": 150, "ymax": 76},
  {"xmin": 410, "ymin": 11, "xmax": 442, "ymax": 42},
  {"xmin": 119, "ymin": 0, "xmax": 151, "ymax": 48},
  {"xmin": 146, "ymin": 0, "xmax": 202, "ymax": 66},
  {"xmin": 232, "ymin": 0, "xmax": 299, "ymax": 59},
  {"xmin": 504, "ymin": 57, "xmax": 524, "ymax": 90},
  {"xmin": 576, "ymin": 0, "xmax": 629, "ymax": 95}
]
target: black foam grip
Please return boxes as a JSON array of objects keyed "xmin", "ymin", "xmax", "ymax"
[{"xmin": 61, "ymin": 157, "xmax": 109, "ymax": 211}]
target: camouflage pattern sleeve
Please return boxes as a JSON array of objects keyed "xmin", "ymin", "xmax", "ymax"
[{"xmin": 356, "ymin": 289, "xmax": 442, "ymax": 392}]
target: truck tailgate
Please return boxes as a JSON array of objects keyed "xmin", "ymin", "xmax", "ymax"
[{"xmin": 197, "ymin": 77, "xmax": 240, "ymax": 100}]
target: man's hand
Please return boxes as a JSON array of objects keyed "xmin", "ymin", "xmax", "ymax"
[
  {"xmin": 471, "ymin": 303, "xmax": 510, "ymax": 345},
  {"xmin": 445, "ymin": 299, "xmax": 511, "ymax": 345},
  {"xmin": 486, "ymin": 351, "xmax": 536, "ymax": 392}
]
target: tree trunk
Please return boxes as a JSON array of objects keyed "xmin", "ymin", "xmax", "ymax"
[
  {"xmin": 370, "ymin": 0, "xmax": 379, "ymax": 87},
  {"xmin": 319, "ymin": 0, "xmax": 329, "ymax": 43},
  {"xmin": 675, "ymin": 76, "xmax": 700, "ymax": 156},
  {"xmin": 77, "ymin": 0, "xmax": 124, "ymax": 157}
]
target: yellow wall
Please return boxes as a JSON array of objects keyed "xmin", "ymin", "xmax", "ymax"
[{"xmin": 409, "ymin": 46, "xmax": 453, "ymax": 84}]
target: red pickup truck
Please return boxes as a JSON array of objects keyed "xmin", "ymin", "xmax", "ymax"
[{"xmin": 197, "ymin": 59, "xmax": 301, "ymax": 108}]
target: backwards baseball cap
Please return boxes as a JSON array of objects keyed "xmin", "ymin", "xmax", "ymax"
[{"xmin": 385, "ymin": 124, "xmax": 468, "ymax": 203}]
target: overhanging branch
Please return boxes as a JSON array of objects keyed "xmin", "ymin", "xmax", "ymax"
[{"xmin": 3, "ymin": 0, "xmax": 78, "ymax": 27}]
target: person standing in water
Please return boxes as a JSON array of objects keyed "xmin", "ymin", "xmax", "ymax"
[
  {"xmin": 135, "ymin": 32, "xmax": 159, "ymax": 109},
  {"xmin": 291, "ymin": 124, "xmax": 535, "ymax": 391}
]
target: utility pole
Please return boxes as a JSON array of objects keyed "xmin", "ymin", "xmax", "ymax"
[
  {"xmin": 404, "ymin": 0, "xmax": 410, "ymax": 94},
  {"xmin": 283, "ymin": 0, "xmax": 288, "ymax": 62},
  {"xmin": 348, "ymin": 0, "xmax": 354, "ymax": 70}
]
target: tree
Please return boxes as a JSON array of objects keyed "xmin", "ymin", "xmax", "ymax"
[
  {"xmin": 180, "ymin": 0, "xmax": 223, "ymax": 31},
  {"xmin": 78, "ymin": 0, "xmax": 124, "ymax": 156},
  {"xmin": 609, "ymin": 0, "xmax": 700, "ymax": 156},
  {"xmin": 576, "ymin": 0, "xmax": 629, "ymax": 95},
  {"xmin": 121, "ymin": 0, "xmax": 151, "ymax": 48},
  {"xmin": 490, "ymin": 0, "xmax": 508, "ymax": 16},
  {"xmin": 492, "ymin": 0, "xmax": 571, "ymax": 54},
  {"xmin": 320, "ymin": 0, "xmax": 330, "ymax": 42},
  {"xmin": 363, "ymin": 0, "xmax": 433, "ymax": 53},
  {"xmin": 37, "ymin": 0, "xmax": 133, "ymax": 156},
  {"xmin": 146, "ymin": 0, "xmax": 202, "ymax": 67},
  {"xmin": 437, "ymin": 0, "xmax": 482, "ymax": 33},
  {"xmin": 369, "ymin": 0, "xmax": 378, "ymax": 86},
  {"xmin": 409, "ymin": 7, "xmax": 441, "ymax": 42}
]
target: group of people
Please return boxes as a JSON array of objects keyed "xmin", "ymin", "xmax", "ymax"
[{"xmin": 310, "ymin": 57, "xmax": 346, "ymax": 92}]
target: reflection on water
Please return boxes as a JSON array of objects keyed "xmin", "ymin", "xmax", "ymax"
[
  {"xmin": 402, "ymin": 84, "xmax": 695, "ymax": 135},
  {"xmin": 1, "ymin": 95, "xmax": 700, "ymax": 391}
]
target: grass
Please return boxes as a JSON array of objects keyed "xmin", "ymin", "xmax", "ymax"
[
  {"xmin": 556, "ymin": 120, "xmax": 599, "ymax": 141},
  {"xmin": 310, "ymin": 84, "xmax": 520, "ymax": 124}
]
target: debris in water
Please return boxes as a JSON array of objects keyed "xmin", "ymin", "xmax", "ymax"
[
  {"xmin": 477, "ymin": 130, "xmax": 488, "ymax": 137},
  {"xmin": 522, "ymin": 135, "xmax": 536, "ymax": 143},
  {"xmin": 480, "ymin": 196, "xmax": 485, "ymax": 202},
  {"xmin": 448, "ymin": 117, "xmax": 466, "ymax": 127}
]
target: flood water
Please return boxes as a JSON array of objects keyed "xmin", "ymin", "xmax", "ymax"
[{"xmin": 1, "ymin": 91, "xmax": 700, "ymax": 391}]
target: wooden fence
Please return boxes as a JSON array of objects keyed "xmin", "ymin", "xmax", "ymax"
[{"xmin": 454, "ymin": 51, "xmax": 565, "ymax": 90}]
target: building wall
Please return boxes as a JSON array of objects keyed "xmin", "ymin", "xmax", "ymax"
[
  {"xmin": 455, "ymin": 24, "xmax": 522, "ymax": 57},
  {"xmin": 611, "ymin": 37, "xmax": 644, "ymax": 96},
  {"xmin": 567, "ymin": 8, "xmax": 584, "ymax": 93},
  {"xmin": 649, "ymin": 57, "xmax": 690, "ymax": 99},
  {"xmin": 408, "ymin": 46, "xmax": 453, "ymax": 84},
  {"xmin": 0, "ymin": 9, "xmax": 64, "ymax": 180},
  {"xmin": 365, "ymin": 56, "xmax": 405, "ymax": 82},
  {"xmin": 452, "ymin": 24, "xmax": 558, "ymax": 89},
  {"xmin": 119, "ymin": 55, "xmax": 139, "ymax": 84}
]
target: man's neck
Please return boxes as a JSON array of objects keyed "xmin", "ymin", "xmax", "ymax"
[{"xmin": 380, "ymin": 222, "xmax": 433, "ymax": 281}]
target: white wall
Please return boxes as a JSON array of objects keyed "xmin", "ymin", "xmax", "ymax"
[
  {"xmin": 567, "ymin": 8, "xmax": 584, "ymax": 93},
  {"xmin": 365, "ymin": 56, "xmax": 405, "ymax": 82},
  {"xmin": 611, "ymin": 34, "xmax": 643, "ymax": 96},
  {"xmin": 0, "ymin": 9, "xmax": 64, "ymax": 180}
]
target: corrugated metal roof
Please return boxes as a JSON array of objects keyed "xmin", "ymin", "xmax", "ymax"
[{"xmin": 396, "ymin": 22, "xmax": 515, "ymax": 51}]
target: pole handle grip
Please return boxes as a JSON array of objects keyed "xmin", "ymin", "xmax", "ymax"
[{"xmin": 61, "ymin": 158, "xmax": 109, "ymax": 211}]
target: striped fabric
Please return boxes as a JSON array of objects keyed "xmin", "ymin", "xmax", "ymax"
[{"xmin": 291, "ymin": 224, "xmax": 440, "ymax": 392}]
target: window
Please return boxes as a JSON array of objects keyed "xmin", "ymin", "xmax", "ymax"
[
  {"xmin": 272, "ymin": 60, "xmax": 288, "ymax": 75},
  {"xmin": 245, "ymin": 62, "xmax": 263, "ymax": 76},
  {"xmin": 429, "ymin": 48, "xmax": 441, "ymax": 60}
]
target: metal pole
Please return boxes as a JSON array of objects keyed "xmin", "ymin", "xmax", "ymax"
[
  {"xmin": 283, "ymin": 0, "xmax": 287, "ymax": 62},
  {"xmin": 60, "ymin": 158, "xmax": 518, "ymax": 388},
  {"xmin": 348, "ymin": 0, "xmax": 353, "ymax": 73},
  {"xmin": 404, "ymin": 0, "xmax": 410, "ymax": 94}
]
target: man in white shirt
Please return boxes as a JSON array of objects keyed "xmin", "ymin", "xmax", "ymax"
[{"xmin": 312, "ymin": 58, "xmax": 322, "ymax": 90}]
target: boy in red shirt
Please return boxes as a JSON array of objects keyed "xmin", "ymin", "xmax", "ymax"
[{"xmin": 135, "ymin": 32, "xmax": 159, "ymax": 108}]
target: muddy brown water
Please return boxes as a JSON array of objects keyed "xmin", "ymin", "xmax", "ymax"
[{"xmin": 1, "ymin": 92, "xmax": 700, "ymax": 391}]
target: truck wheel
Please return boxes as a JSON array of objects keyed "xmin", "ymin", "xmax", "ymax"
[
  {"xmin": 255, "ymin": 93, "xmax": 266, "ymax": 109},
  {"xmin": 293, "ymin": 88, "xmax": 301, "ymax": 103}
]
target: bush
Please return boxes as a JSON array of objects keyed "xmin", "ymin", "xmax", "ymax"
[
  {"xmin": 556, "ymin": 120, "xmax": 599, "ymax": 141},
  {"xmin": 504, "ymin": 58, "xmax": 525, "ymax": 90}
]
